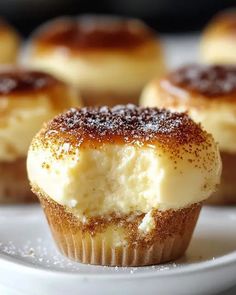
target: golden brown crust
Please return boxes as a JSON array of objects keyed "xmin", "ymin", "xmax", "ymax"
[
  {"xmin": 0, "ymin": 157, "xmax": 36, "ymax": 203},
  {"xmin": 168, "ymin": 64, "xmax": 236, "ymax": 98},
  {"xmin": 206, "ymin": 151, "xmax": 236, "ymax": 205},
  {"xmin": 33, "ymin": 16, "xmax": 156, "ymax": 53},
  {"xmin": 36, "ymin": 192, "xmax": 201, "ymax": 266},
  {"xmin": 203, "ymin": 10, "xmax": 236, "ymax": 39},
  {"xmin": 35, "ymin": 105, "xmax": 209, "ymax": 151},
  {"xmin": 0, "ymin": 69, "xmax": 64, "ymax": 96}
]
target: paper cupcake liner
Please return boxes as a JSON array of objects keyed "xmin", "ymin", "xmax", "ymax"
[
  {"xmin": 0, "ymin": 157, "xmax": 36, "ymax": 204},
  {"xmin": 38, "ymin": 194, "xmax": 201, "ymax": 266}
]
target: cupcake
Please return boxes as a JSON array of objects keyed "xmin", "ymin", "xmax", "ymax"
[
  {"xmin": 0, "ymin": 68, "xmax": 81, "ymax": 203},
  {"xmin": 141, "ymin": 64, "xmax": 235, "ymax": 204},
  {"xmin": 27, "ymin": 105, "xmax": 221, "ymax": 266},
  {"xmin": 201, "ymin": 10, "xmax": 236, "ymax": 64},
  {"xmin": 24, "ymin": 16, "xmax": 165, "ymax": 106},
  {"xmin": 0, "ymin": 19, "xmax": 20, "ymax": 64}
]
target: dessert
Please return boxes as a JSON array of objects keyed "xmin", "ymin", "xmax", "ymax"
[
  {"xmin": 141, "ymin": 64, "xmax": 235, "ymax": 204},
  {"xmin": 0, "ymin": 19, "xmax": 20, "ymax": 64},
  {"xmin": 27, "ymin": 105, "xmax": 221, "ymax": 266},
  {"xmin": 0, "ymin": 68, "xmax": 81, "ymax": 203},
  {"xmin": 24, "ymin": 16, "xmax": 165, "ymax": 106},
  {"xmin": 201, "ymin": 10, "xmax": 236, "ymax": 64}
]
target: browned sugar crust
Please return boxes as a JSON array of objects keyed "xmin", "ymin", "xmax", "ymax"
[
  {"xmin": 34, "ymin": 16, "xmax": 155, "ymax": 52},
  {"xmin": 38, "ymin": 105, "xmax": 209, "ymax": 149},
  {"xmin": 0, "ymin": 70, "xmax": 61, "ymax": 96},
  {"xmin": 169, "ymin": 64, "xmax": 236, "ymax": 97}
]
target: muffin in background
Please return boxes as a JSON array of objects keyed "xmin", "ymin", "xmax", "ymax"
[
  {"xmin": 27, "ymin": 105, "xmax": 221, "ymax": 266},
  {"xmin": 201, "ymin": 10, "xmax": 236, "ymax": 64},
  {"xmin": 141, "ymin": 64, "xmax": 236, "ymax": 205},
  {"xmin": 0, "ymin": 19, "xmax": 21, "ymax": 64},
  {"xmin": 24, "ymin": 15, "xmax": 165, "ymax": 106},
  {"xmin": 0, "ymin": 68, "xmax": 81, "ymax": 203}
]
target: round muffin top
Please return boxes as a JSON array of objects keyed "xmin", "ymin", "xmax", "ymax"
[
  {"xmin": 39, "ymin": 105, "xmax": 210, "ymax": 151},
  {"xmin": 205, "ymin": 11, "xmax": 236, "ymax": 36},
  {"xmin": 169, "ymin": 64, "xmax": 236, "ymax": 97},
  {"xmin": 0, "ymin": 69, "xmax": 61, "ymax": 96},
  {"xmin": 34, "ymin": 16, "xmax": 155, "ymax": 52}
]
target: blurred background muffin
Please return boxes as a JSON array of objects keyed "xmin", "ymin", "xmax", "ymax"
[
  {"xmin": 0, "ymin": 68, "xmax": 81, "ymax": 203},
  {"xmin": 141, "ymin": 64, "xmax": 236, "ymax": 205},
  {"xmin": 24, "ymin": 16, "xmax": 165, "ymax": 106},
  {"xmin": 201, "ymin": 10, "xmax": 236, "ymax": 64},
  {"xmin": 0, "ymin": 19, "xmax": 20, "ymax": 64}
]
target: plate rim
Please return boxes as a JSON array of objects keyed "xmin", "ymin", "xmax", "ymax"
[{"xmin": 0, "ymin": 249, "xmax": 236, "ymax": 280}]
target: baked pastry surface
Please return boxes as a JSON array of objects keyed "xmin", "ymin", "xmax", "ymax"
[{"xmin": 25, "ymin": 16, "xmax": 165, "ymax": 105}]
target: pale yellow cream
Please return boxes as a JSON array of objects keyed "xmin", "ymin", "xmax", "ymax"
[{"xmin": 27, "ymin": 141, "xmax": 221, "ymax": 217}]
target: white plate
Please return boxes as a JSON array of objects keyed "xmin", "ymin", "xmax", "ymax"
[{"xmin": 0, "ymin": 205, "xmax": 236, "ymax": 295}]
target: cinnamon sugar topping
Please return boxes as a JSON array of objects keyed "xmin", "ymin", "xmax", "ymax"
[
  {"xmin": 43, "ymin": 105, "xmax": 207, "ymax": 148},
  {"xmin": 0, "ymin": 70, "xmax": 58, "ymax": 95},
  {"xmin": 169, "ymin": 64, "xmax": 236, "ymax": 97},
  {"xmin": 35, "ymin": 17, "xmax": 155, "ymax": 51}
]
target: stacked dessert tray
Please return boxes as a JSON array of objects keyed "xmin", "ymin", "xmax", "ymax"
[{"xmin": 0, "ymin": 35, "xmax": 236, "ymax": 295}]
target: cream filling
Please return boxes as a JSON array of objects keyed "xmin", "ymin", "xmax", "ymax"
[
  {"xmin": 25, "ymin": 47, "xmax": 165, "ymax": 94},
  {"xmin": 27, "ymin": 143, "xmax": 221, "ymax": 217},
  {"xmin": 138, "ymin": 210, "xmax": 155, "ymax": 233}
]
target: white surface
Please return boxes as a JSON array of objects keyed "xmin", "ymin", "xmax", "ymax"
[
  {"xmin": 1, "ymin": 35, "xmax": 236, "ymax": 295},
  {"xmin": 0, "ymin": 205, "xmax": 235, "ymax": 295},
  {"xmin": 163, "ymin": 34, "xmax": 201, "ymax": 69}
]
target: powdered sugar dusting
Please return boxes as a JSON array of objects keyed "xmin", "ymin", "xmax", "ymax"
[{"xmin": 43, "ymin": 105, "xmax": 207, "ymax": 150}]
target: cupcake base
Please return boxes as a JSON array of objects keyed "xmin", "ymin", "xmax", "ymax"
[
  {"xmin": 0, "ymin": 157, "xmax": 36, "ymax": 204},
  {"xmin": 81, "ymin": 89, "xmax": 139, "ymax": 106},
  {"xmin": 206, "ymin": 152, "xmax": 236, "ymax": 205},
  {"xmin": 36, "ymin": 190, "xmax": 201, "ymax": 266}
]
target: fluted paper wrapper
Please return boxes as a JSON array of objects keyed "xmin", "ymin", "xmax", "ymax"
[{"xmin": 39, "ymin": 195, "xmax": 201, "ymax": 266}]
